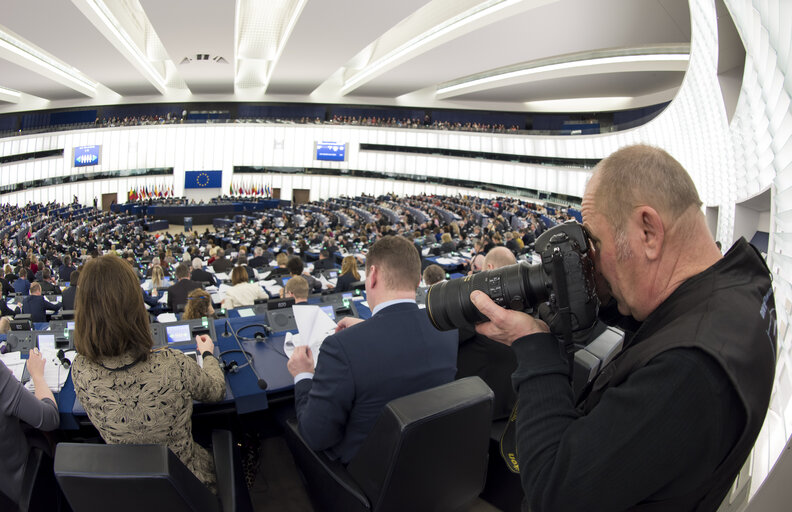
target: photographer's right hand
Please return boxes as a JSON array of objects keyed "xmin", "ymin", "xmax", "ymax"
[{"xmin": 470, "ymin": 291, "xmax": 549, "ymax": 346}]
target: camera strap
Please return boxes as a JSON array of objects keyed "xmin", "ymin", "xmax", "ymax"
[{"xmin": 500, "ymin": 401, "xmax": 521, "ymax": 474}]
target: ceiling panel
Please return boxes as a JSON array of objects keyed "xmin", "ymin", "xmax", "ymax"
[
  {"xmin": 142, "ymin": 0, "xmax": 234, "ymax": 94},
  {"xmin": 0, "ymin": 60, "xmax": 86, "ymax": 100},
  {"xmin": 454, "ymin": 71, "xmax": 685, "ymax": 102},
  {"xmin": 354, "ymin": 0, "xmax": 691, "ymax": 99},
  {"xmin": 267, "ymin": 0, "xmax": 430, "ymax": 95},
  {"xmin": 1, "ymin": 0, "xmax": 159, "ymax": 97}
]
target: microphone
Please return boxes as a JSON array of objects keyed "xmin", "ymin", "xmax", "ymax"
[
  {"xmin": 221, "ymin": 318, "xmax": 232, "ymax": 338},
  {"xmin": 224, "ymin": 323, "xmax": 268, "ymax": 390}
]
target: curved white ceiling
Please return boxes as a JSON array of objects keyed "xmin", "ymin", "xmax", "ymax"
[{"xmin": 0, "ymin": 0, "xmax": 708, "ymax": 114}]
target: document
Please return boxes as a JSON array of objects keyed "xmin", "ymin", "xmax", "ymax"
[{"xmin": 283, "ymin": 305, "xmax": 337, "ymax": 367}]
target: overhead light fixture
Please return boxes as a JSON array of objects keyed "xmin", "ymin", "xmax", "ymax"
[
  {"xmin": 81, "ymin": 0, "xmax": 168, "ymax": 93},
  {"xmin": 0, "ymin": 85, "xmax": 22, "ymax": 103},
  {"xmin": 0, "ymin": 28, "xmax": 98, "ymax": 97},
  {"xmin": 524, "ymin": 96, "xmax": 636, "ymax": 112},
  {"xmin": 340, "ymin": 0, "xmax": 525, "ymax": 96},
  {"xmin": 436, "ymin": 47, "xmax": 690, "ymax": 99}
]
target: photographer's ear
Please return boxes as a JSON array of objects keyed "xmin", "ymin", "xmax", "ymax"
[{"xmin": 635, "ymin": 206, "xmax": 664, "ymax": 260}]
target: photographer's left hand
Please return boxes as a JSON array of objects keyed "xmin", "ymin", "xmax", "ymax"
[{"xmin": 470, "ymin": 291, "xmax": 549, "ymax": 346}]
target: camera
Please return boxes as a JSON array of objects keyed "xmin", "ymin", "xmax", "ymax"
[{"xmin": 425, "ymin": 221, "xmax": 599, "ymax": 338}]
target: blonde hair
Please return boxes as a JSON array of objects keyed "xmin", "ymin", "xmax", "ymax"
[
  {"xmin": 151, "ymin": 265, "xmax": 165, "ymax": 288},
  {"xmin": 340, "ymin": 256, "xmax": 360, "ymax": 280}
]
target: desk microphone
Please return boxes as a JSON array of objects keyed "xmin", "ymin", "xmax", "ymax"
[
  {"xmin": 221, "ymin": 319, "xmax": 233, "ymax": 338},
  {"xmin": 225, "ymin": 323, "xmax": 268, "ymax": 390}
]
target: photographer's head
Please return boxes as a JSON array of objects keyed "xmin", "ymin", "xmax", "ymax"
[
  {"xmin": 583, "ymin": 144, "xmax": 718, "ymax": 321},
  {"xmin": 365, "ymin": 235, "xmax": 420, "ymax": 309}
]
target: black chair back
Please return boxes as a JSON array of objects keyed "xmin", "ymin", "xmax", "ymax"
[
  {"xmin": 55, "ymin": 443, "xmax": 220, "ymax": 512},
  {"xmin": 348, "ymin": 377, "xmax": 493, "ymax": 512}
]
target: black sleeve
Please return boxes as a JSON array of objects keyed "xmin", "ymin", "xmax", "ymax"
[{"xmin": 510, "ymin": 334, "xmax": 743, "ymax": 512}]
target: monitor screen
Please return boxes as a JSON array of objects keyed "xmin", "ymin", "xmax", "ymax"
[
  {"xmin": 319, "ymin": 305, "xmax": 336, "ymax": 320},
  {"xmin": 281, "ymin": 276, "xmax": 290, "ymax": 287},
  {"xmin": 327, "ymin": 270, "xmax": 338, "ymax": 279},
  {"xmin": 342, "ymin": 292, "xmax": 353, "ymax": 299},
  {"xmin": 166, "ymin": 324, "xmax": 192, "ymax": 344},
  {"xmin": 37, "ymin": 334, "xmax": 55, "ymax": 351},
  {"xmin": 315, "ymin": 141, "xmax": 347, "ymax": 161},
  {"xmin": 237, "ymin": 308, "xmax": 255, "ymax": 318},
  {"xmin": 73, "ymin": 145, "xmax": 101, "ymax": 167},
  {"xmin": 67, "ymin": 321, "xmax": 75, "ymax": 330}
]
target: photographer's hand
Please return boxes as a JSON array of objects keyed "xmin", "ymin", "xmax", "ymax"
[{"xmin": 470, "ymin": 291, "xmax": 549, "ymax": 346}]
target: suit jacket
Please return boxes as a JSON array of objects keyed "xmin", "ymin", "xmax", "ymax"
[
  {"xmin": 191, "ymin": 267, "xmax": 217, "ymax": 286},
  {"xmin": 21, "ymin": 295, "xmax": 61, "ymax": 323},
  {"xmin": 58, "ymin": 264, "xmax": 75, "ymax": 282},
  {"xmin": 61, "ymin": 285, "xmax": 77, "ymax": 311},
  {"xmin": 248, "ymin": 255, "xmax": 271, "ymax": 268},
  {"xmin": 294, "ymin": 302, "xmax": 457, "ymax": 463},
  {"xmin": 312, "ymin": 258, "xmax": 336, "ymax": 272},
  {"xmin": 167, "ymin": 279, "xmax": 201, "ymax": 312},
  {"xmin": 334, "ymin": 272, "xmax": 358, "ymax": 292},
  {"xmin": 211, "ymin": 258, "xmax": 233, "ymax": 274}
]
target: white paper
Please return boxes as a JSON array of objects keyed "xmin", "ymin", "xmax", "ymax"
[
  {"xmin": 282, "ymin": 305, "xmax": 337, "ymax": 367},
  {"xmin": 157, "ymin": 312, "xmax": 178, "ymax": 323},
  {"xmin": 23, "ymin": 348, "xmax": 72, "ymax": 392},
  {"xmin": 158, "ymin": 291, "xmax": 168, "ymax": 304},
  {"xmin": 215, "ymin": 272, "xmax": 229, "ymax": 281},
  {"xmin": 0, "ymin": 352, "xmax": 26, "ymax": 381}
]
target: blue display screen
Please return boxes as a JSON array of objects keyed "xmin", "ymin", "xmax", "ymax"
[
  {"xmin": 74, "ymin": 145, "xmax": 101, "ymax": 167},
  {"xmin": 184, "ymin": 170, "xmax": 222, "ymax": 189},
  {"xmin": 315, "ymin": 142, "xmax": 346, "ymax": 161}
]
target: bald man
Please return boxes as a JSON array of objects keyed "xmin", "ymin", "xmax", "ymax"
[
  {"xmin": 483, "ymin": 246, "xmax": 516, "ymax": 270},
  {"xmin": 470, "ymin": 145, "xmax": 776, "ymax": 511}
]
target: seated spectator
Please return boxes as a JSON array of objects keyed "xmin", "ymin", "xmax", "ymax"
[
  {"xmin": 167, "ymin": 263, "xmax": 201, "ymax": 312},
  {"xmin": 211, "ymin": 248, "xmax": 233, "ymax": 273},
  {"xmin": 439, "ymin": 232, "xmax": 456, "ymax": 254},
  {"xmin": 2, "ymin": 265, "xmax": 16, "ymax": 296},
  {"xmin": 61, "ymin": 270, "xmax": 78, "ymax": 311},
  {"xmin": 237, "ymin": 255, "xmax": 255, "ymax": 281},
  {"xmin": 0, "ymin": 347, "xmax": 59, "ymax": 506},
  {"xmin": 334, "ymin": 255, "xmax": 361, "ymax": 293},
  {"xmin": 145, "ymin": 257, "xmax": 161, "ymax": 278},
  {"xmin": 12, "ymin": 272, "xmax": 30, "ymax": 296},
  {"xmin": 70, "ymin": 255, "xmax": 225, "ymax": 492},
  {"xmin": 21, "ymin": 282, "xmax": 61, "ymax": 323},
  {"xmin": 422, "ymin": 264, "xmax": 446, "ymax": 286},
  {"xmin": 312, "ymin": 250, "xmax": 336, "ymax": 271},
  {"xmin": 248, "ymin": 246, "xmax": 270, "ymax": 268},
  {"xmin": 284, "ymin": 275, "xmax": 309, "ymax": 305},
  {"xmin": 182, "ymin": 289, "xmax": 215, "ymax": 320},
  {"xmin": 286, "ymin": 256, "xmax": 321, "ymax": 294},
  {"xmin": 222, "ymin": 266, "xmax": 268, "ymax": 310},
  {"xmin": 286, "ymin": 235, "xmax": 458, "ymax": 463},
  {"xmin": 190, "ymin": 258, "xmax": 217, "ymax": 286},
  {"xmin": 265, "ymin": 253, "xmax": 291, "ymax": 280},
  {"xmin": 36, "ymin": 269, "xmax": 60, "ymax": 295},
  {"xmin": 58, "ymin": 255, "xmax": 76, "ymax": 282},
  {"xmin": 150, "ymin": 265, "xmax": 166, "ymax": 297}
]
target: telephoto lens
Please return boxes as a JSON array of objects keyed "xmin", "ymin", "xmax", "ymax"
[
  {"xmin": 425, "ymin": 221, "xmax": 598, "ymax": 333},
  {"xmin": 426, "ymin": 262, "xmax": 550, "ymax": 331}
]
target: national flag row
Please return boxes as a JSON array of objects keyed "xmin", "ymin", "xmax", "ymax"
[
  {"xmin": 128, "ymin": 184, "xmax": 174, "ymax": 202},
  {"xmin": 229, "ymin": 181, "xmax": 272, "ymax": 197}
]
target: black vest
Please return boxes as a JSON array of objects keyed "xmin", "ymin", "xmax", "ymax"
[{"xmin": 581, "ymin": 239, "xmax": 776, "ymax": 511}]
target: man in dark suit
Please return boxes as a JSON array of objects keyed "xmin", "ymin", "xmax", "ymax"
[
  {"xmin": 58, "ymin": 255, "xmax": 76, "ymax": 282},
  {"xmin": 36, "ymin": 269, "xmax": 60, "ymax": 295},
  {"xmin": 190, "ymin": 258, "xmax": 217, "ymax": 286},
  {"xmin": 61, "ymin": 269, "xmax": 79, "ymax": 311},
  {"xmin": 248, "ymin": 246, "xmax": 271, "ymax": 268},
  {"xmin": 211, "ymin": 248, "xmax": 233, "ymax": 274},
  {"xmin": 22, "ymin": 282, "xmax": 61, "ymax": 323},
  {"xmin": 288, "ymin": 235, "xmax": 457, "ymax": 464},
  {"xmin": 311, "ymin": 250, "xmax": 336, "ymax": 272},
  {"xmin": 167, "ymin": 263, "xmax": 201, "ymax": 312}
]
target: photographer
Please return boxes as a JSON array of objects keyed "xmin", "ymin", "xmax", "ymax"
[{"xmin": 470, "ymin": 145, "xmax": 776, "ymax": 511}]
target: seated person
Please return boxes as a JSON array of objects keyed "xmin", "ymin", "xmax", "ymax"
[
  {"xmin": 334, "ymin": 255, "xmax": 360, "ymax": 293},
  {"xmin": 312, "ymin": 250, "xmax": 336, "ymax": 272},
  {"xmin": 222, "ymin": 266, "xmax": 268, "ymax": 310},
  {"xmin": 438, "ymin": 232, "xmax": 456, "ymax": 254},
  {"xmin": 422, "ymin": 264, "xmax": 446, "ymax": 286},
  {"xmin": 284, "ymin": 276, "xmax": 309, "ymax": 305},
  {"xmin": 264, "ymin": 253, "xmax": 291, "ymax": 280},
  {"xmin": 61, "ymin": 269, "xmax": 79, "ymax": 311},
  {"xmin": 190, "ymin": 258, "xmax": 217, "ymax": 287},
  {"xmin": 70, "ymin": 255, "xmax": 226, "ymax": 492},
  {"xmin": 149, "ymin": 265, "xmax": 166, "ymax": 297},
  {"xmin": 182, "ymin": 289, "xmax": 215, "ymax": 320},
  {"xmin": 237, "ymin": 255, "xmax": 255, "ymax": 281},
  {"xmin": 248, "ymin": 246, "xmax": 271, "ymax": 268},
  {"xmin": 21, "ymin": 282, "xmax": 61, "ymax": 323},
  {"xmin": 36, "ymin": 269, "xmax": 60, "ymax": 295},
  {"xmin": 12, "ymin": 273, "xmax": 29, "ymax": 296},
  {"xmin": 0, "ymin": 347, "xmax": 59, "ymax": 506},
  {"xmin": 167, "ymin": 263, "xmax": 201, "ymax": 312},
  {"xmin": 286, "ymin": 257, "xmax": 321, "ymax": 294},
  {"xmin": 211, "ymin": 248, "xmax": 233, "ymax": 274},
  {"xmin": 287, "ymin": 235, "xmax": 458, "ymax": 463},
  {"xmin": 456, "ymin": 245, "xmax": 518, "ymax": 420}
]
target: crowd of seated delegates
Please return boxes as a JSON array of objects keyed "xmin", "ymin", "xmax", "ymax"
[{"xmin": 95, "ymin": 112, "xmax": 182, "ymax": 127}]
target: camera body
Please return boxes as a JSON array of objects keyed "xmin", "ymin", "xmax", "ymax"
[{"xmin": 426, "ymin": 221, "xmax": 599, "ymax": 338}]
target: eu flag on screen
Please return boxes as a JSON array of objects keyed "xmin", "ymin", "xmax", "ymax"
[{"xmin": 185, "ymin": 170, "xmax": 222, "ymax": 189}]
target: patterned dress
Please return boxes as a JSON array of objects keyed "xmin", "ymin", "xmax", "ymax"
[{"xmin": 71, "ymin": 348, "xmax": 226, "ymax": 491}]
